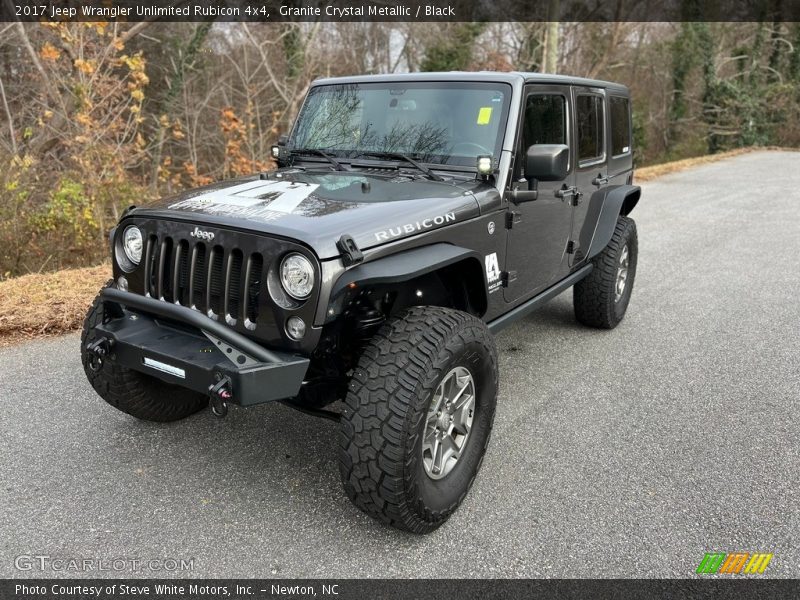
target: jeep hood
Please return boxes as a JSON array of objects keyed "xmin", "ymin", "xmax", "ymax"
[{"xmin": 131, "ymin": 170, "xmax": 492, "ymax": 259}]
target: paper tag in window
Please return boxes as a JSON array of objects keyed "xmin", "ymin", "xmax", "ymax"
[{"xmin": 477, "ymin": 107, "xmax": 493, "ymax": 125}]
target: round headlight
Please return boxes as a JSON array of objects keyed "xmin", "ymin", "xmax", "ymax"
[
  {"xmin": 122, "ymin": 226, "xmax": 143, "ymax": 265},
  {"xmin": 280, "ymin": 253, "xmax": 314, "ymax": 300}
]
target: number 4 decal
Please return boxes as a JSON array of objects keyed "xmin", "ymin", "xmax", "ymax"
[{"xmin": 485, "ymin": 253, "xmax": 502, "ymax": 293}]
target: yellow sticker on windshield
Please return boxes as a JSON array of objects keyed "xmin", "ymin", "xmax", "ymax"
[{"xmin": 477, "ymin": 107, "xmax": 493, "ymax": 125}]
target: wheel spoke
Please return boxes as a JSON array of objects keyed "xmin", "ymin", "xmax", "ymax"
[
  {"xmin": 422, "ymin": 365, "xmax": 476, "ymax": 480},
  {"xmin": 428, "ymin": 388, "xmax": 444, "ymax": 417},
  {"xmin": 431, "ymin": 436, "xmax": 443, "ymax": 474},
  {"xmin": 452, "ymin": 394, "xmax": 474, "ymax": 434},
  {"xmin": 441, "ymin": 433, "xmax": 460, "ymax": 464},
  {"xmin": 615, "ymin": 244, "xmax": 629, "ymax": 302}
]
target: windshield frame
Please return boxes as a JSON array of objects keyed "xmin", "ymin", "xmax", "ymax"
[{"xmin": 287, "ymin": 80, "xmax": 513, "ymax": 172}]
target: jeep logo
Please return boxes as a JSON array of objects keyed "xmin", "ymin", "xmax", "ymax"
[{"xmin": 190, "ymin": 227, "xmax": 215, "ymax": 242}]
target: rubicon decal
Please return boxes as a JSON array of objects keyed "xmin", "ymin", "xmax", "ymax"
[
  {"xmin": 696, "ymin": 552, "xmax": 773, "ymax": 574},
  {"xmin": 374, "ymin": 212, "xmax": 456, "ymax": 242}
]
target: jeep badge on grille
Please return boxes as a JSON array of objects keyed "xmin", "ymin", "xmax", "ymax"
[{"xmin": 190, "ymin": 227, "xmax": 215, "ymax": 241}]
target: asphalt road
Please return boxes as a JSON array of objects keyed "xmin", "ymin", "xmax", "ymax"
[{"xmin": 1, "ymin": 151, "xmax": 798, "ymax": 579}]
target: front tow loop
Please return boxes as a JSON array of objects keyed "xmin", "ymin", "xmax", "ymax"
[
  {"xmin": 85, "ymin": 337, "xmax": 113, "ymax": 372},
  {"xmin": 208, "ymin": 375, "xmax": 233, "ymax": 418}
]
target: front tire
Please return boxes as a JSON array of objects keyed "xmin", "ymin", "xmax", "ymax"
[
  {"xmin": 573, "ymin": 215, "xmax": 638, "ymax": 329},
  {"xmin": 81, "ymin": 283, "xmax": 208, "ymax": 422},
  {"xmin": 338, "ymin": 307, "xmax": 498, "ymax": 533}
]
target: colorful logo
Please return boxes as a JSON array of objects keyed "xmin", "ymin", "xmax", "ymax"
[{"xmin": 696, "ymin": 552, "xmax": 773, "ymax": 574}]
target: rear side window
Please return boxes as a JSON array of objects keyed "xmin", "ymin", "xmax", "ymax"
[
  {"xmin": 610, "ymin": 96, "xmax": 631, "ymax": 156},
  {"xmin": 522, "ymin": 94, "xmax": 567, "ymax": 148},
  {"xmin": 576, "ymin": 94, "xmax": 604, "ymax": 164}
]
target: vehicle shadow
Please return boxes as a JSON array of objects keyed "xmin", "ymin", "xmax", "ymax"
[{"xmin": 101, "ymin": 293, "xmax": 590, "ymax": 542}]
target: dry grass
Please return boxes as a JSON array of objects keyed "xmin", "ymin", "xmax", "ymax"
[
  {"xmin": 0, "ymin": 146, "xmax": 798, "ymax": 347},
  {"xmin": 0, "ymin": 263, "xmax": 110, "ymax": 347}
]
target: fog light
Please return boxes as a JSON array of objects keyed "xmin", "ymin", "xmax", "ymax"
[
  {"xmin": 117, "ymin": 276, "xmax": 128, "ymax": 291},
  {"xmin": 477, "ymin": 155, "xmax": 493, "ymax": 175},
  {"xmin": 286, "ymin": 316, "xmax": 306, "ymax": 340}
]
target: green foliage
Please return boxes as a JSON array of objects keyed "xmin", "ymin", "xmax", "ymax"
[
  {"xmin": 283, "ymin": 25, "xmax": 304, "ymax": 79},
  {"xmin": 29, "ymin": 178, "xmax": 97, "ymax": 243},
  {"xmin": 631, "ymin": 107, "xmax": 647, "ymax": 165},
  {"xmin": 669, "ymin": 23, "xmax": 697, "ymax": 129},
  {"xmin": 421, "ymin": 23, "xmax": 486, "ymax": 72},
  {"xmin": 791, "ymin": 24, "xmax": 800, "ymax": 82}
]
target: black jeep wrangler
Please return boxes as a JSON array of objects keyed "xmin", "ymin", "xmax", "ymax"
[{"xmin": 82, "ymin": 72, "xmax": 640, "ymax": 533}]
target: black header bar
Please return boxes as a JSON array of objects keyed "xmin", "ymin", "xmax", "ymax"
[
  {"xmin": 2, "ymin": 0, "xmax": 799, "ymax": 23},
  {"xmin": 4, "ymin": 579, "xmax": 800, "ymax": 600}
]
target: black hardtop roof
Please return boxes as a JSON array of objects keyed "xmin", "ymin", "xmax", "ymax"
[{"xmin": 311, "ymin": 71, "xmax": 630, "ymax": 94}]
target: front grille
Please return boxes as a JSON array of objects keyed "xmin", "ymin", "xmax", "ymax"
[{"xmin": 143, "ymin": 234, "xmax": 265, "ymax": 330}]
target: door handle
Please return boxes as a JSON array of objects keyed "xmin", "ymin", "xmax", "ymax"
[
  {"xmin": 592, "ymin": 173, "xmax": 609, "ymax": 186},
  {"xmin": 555, "ymin": 185, "xmax": 577, "ymax": 199},
  {"xmin": 555, "ymin": 185, "xmax": 583, "ymax": 206}
]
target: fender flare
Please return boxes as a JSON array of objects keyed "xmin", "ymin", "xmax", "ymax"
[
  {"xmin": 585, "ymin": 184, "xmax": 641, "ymax": 259},
  {"xmin": 330, "ymin": 243, "xmax": 488, "ymax": 313}
]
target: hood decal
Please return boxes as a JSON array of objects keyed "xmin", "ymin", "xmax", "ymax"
[{"xmin": 168, "ymin": 180, "xmax": 319, "ymax": 221}]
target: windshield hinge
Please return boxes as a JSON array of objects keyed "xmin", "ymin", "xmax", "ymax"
[{"xmin": 337, "ymin": 234, "xmax": 364, "ymax": 267}]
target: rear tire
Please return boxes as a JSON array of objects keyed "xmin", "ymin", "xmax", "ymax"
[
  {"xmin": 338, "ymin": 306, "xmax": 498, "ymax": 533},
  {"xmin": 573, "ymin": 215, "xmax": 638, "ymax": 329},
  {"xmin": 81, "ymin": 282, "xmax": 208, "ymax": 422}
]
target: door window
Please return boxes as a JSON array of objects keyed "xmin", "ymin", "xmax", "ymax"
[
  {"xmin": 519, "ymin": 94, "xmax": 567, "ymax": 178},
  {"xmin": 576, "ymin": 94, "xmax": 605, "ymax": 165},
  {"xmin": 610, "ymin": 96, "xmax": 631, "ymax": 156},
  {"xmin": 522, "ymin": 94, "xmax": 567, "ymax": 148}
]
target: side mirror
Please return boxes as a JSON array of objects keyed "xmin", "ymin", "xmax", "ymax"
[{"xmin": 524, "ymin": 144, "xmax": 569, "ymax": 181}]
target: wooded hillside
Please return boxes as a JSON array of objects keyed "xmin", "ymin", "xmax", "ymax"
[{"xmin": 1, "ymin": 21, "xmax": 798, "ymax": 277}]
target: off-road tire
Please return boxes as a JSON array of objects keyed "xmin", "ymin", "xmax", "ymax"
[
  {"xmin": 338, "ymin": 306, "xmax": 498, "ymax": 533},
  {"xmin": 574, "ymin": 215, "xmax": 638, "ymax": 329},
  {"xmin": 81, "ymin": 282, "xmax": 208, "ymax": 422}
]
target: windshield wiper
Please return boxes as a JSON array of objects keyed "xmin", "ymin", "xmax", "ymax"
[
  {"xmin": 289, "ymin": 148, "xmax": 346, "ymax": 171},
  {"xmin": 356, "ymin": 152, "xmax": 444, "ymax": 182}
]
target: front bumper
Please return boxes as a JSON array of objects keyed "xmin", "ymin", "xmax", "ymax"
[{"xmin": 90, "ymin": 288, "xmax": 309, "ymax": 406}]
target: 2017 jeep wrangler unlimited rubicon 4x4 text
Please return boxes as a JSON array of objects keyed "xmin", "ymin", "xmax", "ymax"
[{"xmin": 82, "ymin": 72, "xmax": 640, "ymax": 533}]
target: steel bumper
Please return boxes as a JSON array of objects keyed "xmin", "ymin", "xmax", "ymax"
[{"xmin": 91, "ymin": 288, "xmax": 309, "ymax": 406}]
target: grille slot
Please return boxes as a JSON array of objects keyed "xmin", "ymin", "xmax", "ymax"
[
  {"xmin": 189, "ymin": 243, "xmax": 206, "ymax": 311},
  {"xmin": 243, "ymin": 253, "xmax": 264, "ymax": 329},
  {"xmin": 157, "ymin": 238, "xmax": 173, "ymax": 301},
  {"xmin": 142, "ymin": 234, "xmax": 265, "ymax": 328},
  {"xmin": 207, "ymin": 246, "xmax": 225, "ymax": 318},
  {"xmin": 173, "ymin": 240, "xmax": 190, "ymax": 305},
  {"xmin": 144, "ymin": 235, "xmax": 158, "ymax": 297},
  {"xmin": 224, "ymin": 249, "xmax": 243, "ymax": 324}
]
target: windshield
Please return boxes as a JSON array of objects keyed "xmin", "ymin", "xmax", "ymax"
[{"xmin": 289, "ymin": 81, "xmax": 511, "ymax": 168}]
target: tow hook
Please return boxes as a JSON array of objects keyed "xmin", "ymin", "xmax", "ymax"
[
  {"xmin": 86, "ymin": 337, "xmax": 114, "ymax": 372},
  {"xmin": 208, "ymin": 375, "xmax": 232, "ymax": 418}
]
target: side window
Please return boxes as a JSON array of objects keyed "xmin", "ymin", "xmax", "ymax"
[
  {"xmin": 610, "ymin": 96, "xmax": 631, "ymax": 156},
  {"xmin": 576, "ymin": 94, "xmax": 604, "ymax": 164},
  {"xmin": 522, "ymin": 94, "xmax": 566, "ymax": 150}
]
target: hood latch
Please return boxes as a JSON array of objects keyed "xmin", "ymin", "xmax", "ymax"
[{"xmin": 337, "ymin": 234, "xmax": 364, "ymax": 267}]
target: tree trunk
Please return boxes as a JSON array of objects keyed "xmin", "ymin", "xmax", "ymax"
[{"xmin": 542, "ymin": 0, "xmax": 559, "ymax": 74}]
